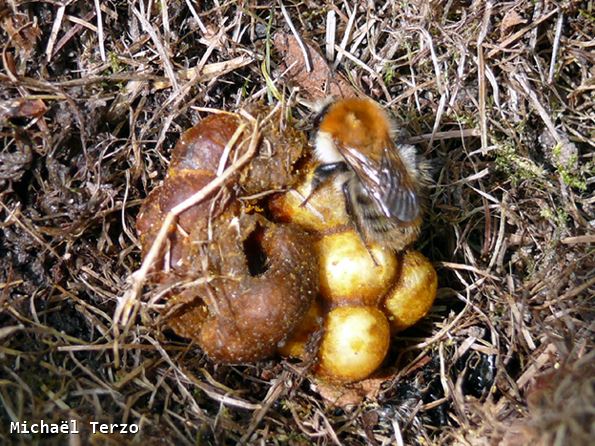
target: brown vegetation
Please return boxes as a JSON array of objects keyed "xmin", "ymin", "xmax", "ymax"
[{"xmin": 1, "ymin": 1, "xmax": 593, "ymax": 444}]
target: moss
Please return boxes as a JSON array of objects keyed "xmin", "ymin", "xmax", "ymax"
[
  {"xmin": 262, "ymin": 13, "xmax": 281, "ymax": 102},
  {"xmin": 578, "ymin": 9, "xmax": 595, "ymax": 23},
  {"xmin": 552, "ymin": 144, "xmax": 589, "ymax": 191},
  {"xmin": 494, "ymin": 143, "xmax": 546, "ymax": 185},
  {"xmin": 457, "ymin": 113, "xmax": 478, "ymax": 128},
  {"xmin": 539, "ymin": 206, "xmax": 569, "ymax": 229},
  {"xmin": 383, "ymin": 63, "xmax": 396, "ymax": 84},
  {"xmin": 108, "ymin": 51, "xmax": 122, "ymax": 74}
]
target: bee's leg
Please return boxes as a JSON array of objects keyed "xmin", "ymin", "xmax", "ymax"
[
  {"xmin": 299, "ymin": 162, "xmax": 348, "ymax": 207},
  {"xmin": 341, "ymin": 181, "xmax": 380, "ymax": 267}
]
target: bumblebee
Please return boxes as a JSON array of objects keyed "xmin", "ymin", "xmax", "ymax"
[{"xmin": 302, "ymin": 97, "xmax": 427, "ymax": 252}]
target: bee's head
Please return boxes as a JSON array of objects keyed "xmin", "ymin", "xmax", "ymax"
[
  {"xmin": 311, "ymin": 98, "xmax": 335, "ymax": 129},
  {"xmin": 307, "ymin": 98, "xmax": 335, "ymax": 145}
]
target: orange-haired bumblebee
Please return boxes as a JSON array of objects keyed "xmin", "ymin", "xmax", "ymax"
[{"xmin": 302, "ymin": 98, "xmax": 428, "ymax": 252}]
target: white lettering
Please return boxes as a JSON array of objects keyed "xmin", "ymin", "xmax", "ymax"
[
  {"xmin": 89, "ymin": 421, "xmax": 138, "ymax": 434},
  {"xmin": 9, "ymin": 419, "xmax": 80, "ymax": 435}
]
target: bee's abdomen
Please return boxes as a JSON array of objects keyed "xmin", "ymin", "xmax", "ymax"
[
  {"xmin": 351, "ymin": 182, "xmax": 391, "ymax": 231},
  {"xmin": 350, "ymin": 181, "xmax": 420, "ymax": 251}
]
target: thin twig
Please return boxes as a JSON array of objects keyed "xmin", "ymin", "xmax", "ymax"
[
  {"xmin": 326, "ymin": 9, "xmax": 336, "ymax": 62},
  {"xmin": 113, "ymin": 121, "xmax": 260, "ymax": 333},
  {"xmin": 279, "ymin": 1, "xmax": 312, "ymax": 72},
  {"xmin": 46, "ymin": 4, "xmax": 65, "ymax": 62},
  {"xmin": 132, "ymin": 6, "xmax": 180, "ymax": 91},
  {"xmin": 548, "ymin": 11, "xmax": 564, "ymax": 84},
  {"xmin": 93, "ymin": 0, "xmax": 106, "ymax": 61},
  {"xmin": 477, "ymin": 1, "xmax": 493, "ymax": 150},
  {"xmin": 514, "ymin": 70, "xmax": 563, "ymax": 146}
]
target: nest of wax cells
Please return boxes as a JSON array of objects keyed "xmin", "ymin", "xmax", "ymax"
[{"xmin": 271, "ymin": 160, "xmax": 438, "ymax": 383}]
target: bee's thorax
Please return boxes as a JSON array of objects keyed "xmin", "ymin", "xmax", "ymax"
[
  {"xmin": 314, "ymin": 131, "xmax": 344, "ymax": 164},
  {"xmin": 317, "ymin": 98, "xmax": 392, "ymax": 158}
]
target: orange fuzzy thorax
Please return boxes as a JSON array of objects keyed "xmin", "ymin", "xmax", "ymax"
[{"xmin": 319, "ymin": 98, "xmax": 392, "ymax": 157}]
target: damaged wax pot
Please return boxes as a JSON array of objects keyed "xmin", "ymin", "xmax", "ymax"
[
  {"xmin": 136, "ymin": 107, "xmax": 319, "ymax": 363},
  {"xmin": 270, "ymin": 161, "xmax": 437, "ymax": 383}
]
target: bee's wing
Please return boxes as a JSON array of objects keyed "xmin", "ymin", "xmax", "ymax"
[{"xmin": 340, "ymin": 143, "xmax": 420, "ymax": 222}]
